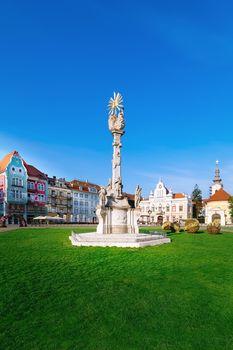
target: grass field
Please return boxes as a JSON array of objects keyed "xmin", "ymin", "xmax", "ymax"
[{"xmin": 0, "ymin": 227, "xmax": 233, "ymax": 350}]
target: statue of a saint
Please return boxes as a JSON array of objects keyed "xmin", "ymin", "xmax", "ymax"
[
  {"xmin": 107, "ymin": 178, "xmax": 112, "ymax": 194},
  {"xmin": 113, "ymin": 150, "xmax": 121, "ymax": 168},
  {"xmin": 115, "ymin": 177, "xmax": 123, "ymax": 198},
  {"xmin": 135, "ymin": 184, "xmax": 142, "ymax": 207},
  {"xmin": 99, "ymin": 186, "xmax": 107, "ymax": 207}
]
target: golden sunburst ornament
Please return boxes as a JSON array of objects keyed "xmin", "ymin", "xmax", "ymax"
[{"xmin": 108, "ymin": 92, "xmax": 123, "ymax": 115}]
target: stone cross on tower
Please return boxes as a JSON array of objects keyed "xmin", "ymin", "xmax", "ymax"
[{"xmin": 108, "ymin": 92, "xmax": 125, "ymax": 198}]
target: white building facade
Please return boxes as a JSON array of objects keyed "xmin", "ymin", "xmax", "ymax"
[
  {"xmin": 139, "ymin": 180, "xmax": 192, "ymax": 224},
  {"xmin": 68, "ymin": 180, "xmax": 100, "ymax": 223}
]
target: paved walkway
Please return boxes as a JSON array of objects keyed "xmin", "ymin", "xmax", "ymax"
[{"xmin": 0, "ymin": 225, "xmax": 19, "ymax": 233}]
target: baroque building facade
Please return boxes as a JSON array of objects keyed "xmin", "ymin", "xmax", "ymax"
[
  {"xmin": 205, "ymin": 161, "xmax": 232, "ymax": 225},
  {"xmin": 139, "ymin": 180, "xmax": 192, "ymax": 224}
]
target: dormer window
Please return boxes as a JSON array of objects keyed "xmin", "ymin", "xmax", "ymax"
[{"xmin": 89, "ymin": 187, "xmax": 97, "ymax": 193}]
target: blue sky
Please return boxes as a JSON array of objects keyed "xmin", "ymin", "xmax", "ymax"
[{"xmin": 0, "ymin": 0, "xmax": 233, "ymax": 198}]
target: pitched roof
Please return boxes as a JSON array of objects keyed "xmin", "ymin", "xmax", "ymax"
[
  {"xmin": 67, "ymin": 179, "xmax": 100, "ymax": 193},
  {"xmin": 208, "ymin": 188, "xmax": 231, "ymax": 202},
  {"xmin": 0, "ymin": 150, "xmax": 19, "ymax": 173},
  {"xmin": 23, "ymin": 162, "xmax": 47, "ymax": 180},
  {"xmin": 173, "ymin": 193, "xmax": 185, "ymax": 199}
]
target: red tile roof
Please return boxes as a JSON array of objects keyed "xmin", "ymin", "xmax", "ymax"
[
  {"xmin": 173, "ymin": 193, "xmax": 185, "ymax": 199},
  {"xmin": 208, "ymin": 188, "xmax": 231, "ymax": 202},
  {"xmin": 67, "ymin": 179, "xmax": 100, "ymax": 193},
  {"xmin": 23, "ymin": 162, "xmax": 47, "ymax": 180},
  {"xmin": 123, "ymin": 192, "xmax": 135, "ymax": 201},
  {"xmin": 0, "ymin": 151, "xmax": 19, "ymax": 173}
]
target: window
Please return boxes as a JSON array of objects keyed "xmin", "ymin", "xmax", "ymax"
[
  {"xmin": 38, "ymin": 194, "xmax": 45, "ymax": 202},
  {"xmin": 12, "ymin": 178, "xmax": 23, "ymax": 187},
  {"xmin": 179, "ymin": 205, "xmax": 183, "ymax": 212},
  {"xmin": 172, "ymin": 205, "xmax": 176, "ymax": 212},
  {"xmin": 28, "ymin": 182, "xmax": 34, "ymax": 189},
  {"xmin": 85, "ymin": 194, "xmax": 88, "ymax": 198},
  {"xmin": 80, "ymin": 193, "xmax": 83, "ymax": 198},
  {"xmin": 89, "ymin": 187, "xmax": 97, "ymax": 193},
  {"xmin": 12, "ymin": 189, "xmax": 23, "ymax": 200},
  {"xmin": 38, "ymin": 183, "xmax": 45, "ymax": 191},
  {"xmin": 166, "ymin": 205, "xmax": 170, "ymax": 212}
]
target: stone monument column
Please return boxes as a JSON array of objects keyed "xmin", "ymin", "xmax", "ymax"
[
  {"xmin": 96, "ymin": 92, "xmax": 140, "ymax": 234},
  {"xmin": 69, "ymin": 92, "xmax": 171, "ymax": 247}
]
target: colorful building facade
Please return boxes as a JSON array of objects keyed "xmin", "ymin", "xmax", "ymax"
[
  {"xmin": 0, "ymin": 151, "xmax": 48, "ymax": 224},
  {"xmin": 24, "ymin": 163, "xmax": 48, "ymax": 223}
]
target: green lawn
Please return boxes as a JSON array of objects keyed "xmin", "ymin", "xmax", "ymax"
[{"xmin": 0, "ymin": 227, "xmax": 233, "ymax": 350}]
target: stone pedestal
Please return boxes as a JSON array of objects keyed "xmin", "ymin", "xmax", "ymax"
[
  {"xmin": 70, "ymin": 232, "xmax": 171, "ymax": 248},
  {"xmin": 96, "ymin": 196, "xmax": 140, "ymax": 234}
]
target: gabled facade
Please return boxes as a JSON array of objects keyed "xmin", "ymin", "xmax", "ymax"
[
  {"xmin": 0, "ymin": 151, "xmax": 48, "ymax": 224},
  {"xmin": 0, "ymin": 151, "xmax": 28, "ymax": 223},
  {"xmin": 139, "ymin": 180, "xmax": 192, "ymax": 224},
  {"xmin": 24, "ymin": 163, "xmax": 48, "ymax": 223}
]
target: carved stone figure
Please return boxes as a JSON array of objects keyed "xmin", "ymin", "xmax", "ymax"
[
  {"xmin": 108, "ymin": 114, "xmax": 117, "ymax": 131},
  {"xmin": 135, "ymin": 184, "xmax": 142, "ymax": 208},
  {"xmin": 113, "ymin": 150, "xmax": 121, "ymax": 168},
  {"xmin": 115, "ymin": 177, "xmax": 123, "ymax": 198},
  {"xmin": 99, "ymin": 186, "xmax": 107, "ymax": 207}
]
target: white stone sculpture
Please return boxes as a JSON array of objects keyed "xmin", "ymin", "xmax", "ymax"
[
  {"xmin": 99, "ymin": 186, "xmax": 107, "ymax": 207},
  {"xmin": 135, "ymin": 184, "xmax": 142, "ymax": 208},
  {"xmin": 70, "ymin": 92, "xmax": 171, "ymax": 247}
]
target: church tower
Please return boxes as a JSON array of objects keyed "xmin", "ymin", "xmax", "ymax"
[{"xmin": 210, "ymin": 160, "xmax": 223, "ymax": 195}]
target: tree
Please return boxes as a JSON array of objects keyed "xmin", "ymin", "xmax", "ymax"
[
  {"xmin": 228, "ymin": 196, "xmax": 233, "ymax": 223},
  {"xmin": 191, "ymin": 184, "xmax": 203, "ymax": 219}
]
